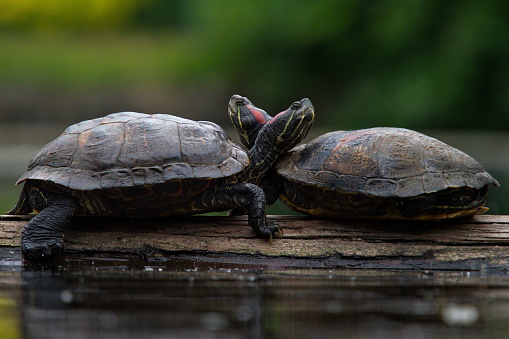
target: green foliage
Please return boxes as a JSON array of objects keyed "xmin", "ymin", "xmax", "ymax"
[
  {"xmin": 0, "ymin": 0, "xmax": 508, "ymax": 130},
  {"xmin": 0, "ymin": 34, "xmax": 185, "ymax": 87},
  {"xmin": 0, "ymin": 0, "xmax": 144, "ymax": 31},
  {"xmin": 0, "ymin": 179, "xmax": 20, "ymax": 214}
]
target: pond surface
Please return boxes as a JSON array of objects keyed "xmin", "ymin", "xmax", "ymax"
[{"xmin": 1, "ymin": 249, "xmax": 509, "ymax": 339}]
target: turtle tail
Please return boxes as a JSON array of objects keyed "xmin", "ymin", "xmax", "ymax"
[{"xmin": 6, "ymin": 184, "xmax": 32, "ymax": 215}]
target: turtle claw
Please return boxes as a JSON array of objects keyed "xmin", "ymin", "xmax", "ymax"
[
  {"xmin": 271, "ymin": 226, "xmax": 283, "ymax": 239},
  {"xmin": 256, "ymin": 220, "xmax": 283, "ymax": 240},
  {"xmin": 267, "ymin": 220, "xmax": 283, "ymax": 239}
]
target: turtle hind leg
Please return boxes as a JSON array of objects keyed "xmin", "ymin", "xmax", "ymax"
[
  {"xmin": 6, "ymin": 184, "xmax": 32, "ymax": 215},
  {"xmin": 21, "ymin": 191, "xmax": 77, "ymax": 262}
]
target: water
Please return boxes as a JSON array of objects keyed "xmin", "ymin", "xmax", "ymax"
[{"xmin": 2, "ymin": 249, "xmax": 509, "ymax": 338}]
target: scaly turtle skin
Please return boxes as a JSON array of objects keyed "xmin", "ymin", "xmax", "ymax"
[
  {"xmin": 9, "ymin": 101, "xmax": 315, "ymax": 261},
  {"xmin": 229, "ymin": 95, "xmax": 499, "ymax": 220}
]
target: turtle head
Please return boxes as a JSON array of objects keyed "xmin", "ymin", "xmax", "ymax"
[
  {"xmin": 229, "ymin": 95, "xmax": 272, "ymax": 148},
  {"xmin": 254, "ymin": 98, "xmax": 315, "ymax": 159}
]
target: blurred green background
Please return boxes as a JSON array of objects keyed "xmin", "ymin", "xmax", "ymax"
[{"xmin": 0, "ymin": 0, "xmax": 508, "ymax": 214}]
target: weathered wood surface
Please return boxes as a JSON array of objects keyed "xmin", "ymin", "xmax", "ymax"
[{"xmin": 2, "ymin": 214, "xmax": 509, "ymax": 269}]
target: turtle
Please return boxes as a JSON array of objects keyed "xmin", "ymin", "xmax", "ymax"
[
  {"xmin": 229, "ymin": 95, "xmax": 499, "ymax": 220},
  {"xmin": 8, "ymin": 98, "xmax": 315, "ymax": 261}
]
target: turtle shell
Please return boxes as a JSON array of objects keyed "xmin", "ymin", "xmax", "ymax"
[
  {"xmin": 277, "ymin": 128, "xmax": 498, "ymax": 198},
  {"xmin": 18, "ymin": 112, "xmax": 249, "ymax": 190}
]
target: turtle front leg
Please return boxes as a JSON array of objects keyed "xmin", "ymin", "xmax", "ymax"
[
  {"xmin": 225, "ymin": 183, "xmax": 282, "ymax": 239},
  {"xmin": 22, "ymin": 192, "xmax": 77, "ymax": 262},
  {"xmin": 259, "ymin": 169, "xmax": 284, "ymax": 206},
  {"xmin": 229, "ymin": 170, "xmax": 282, "ymax": 216}
]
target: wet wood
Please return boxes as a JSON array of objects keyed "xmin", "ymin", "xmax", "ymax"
[{"xmin": 1, "ymin": 214, "xmax": 509, "ymax": 269}]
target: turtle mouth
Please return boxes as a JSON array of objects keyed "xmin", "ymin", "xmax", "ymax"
[
  {"xmin": 228, "ymin": 103, "xmax": 239, "ymax": 118},
  {"xmin": 293, "ymin": 99, "xmax": 315, "ymax": 125},
  {"xmin": 228, "ymin": 95, "xmax": 246, "ymax": 120},
  {"xmin": 299, "ymin": 106, "xmax": 315, "ymax": 121}
]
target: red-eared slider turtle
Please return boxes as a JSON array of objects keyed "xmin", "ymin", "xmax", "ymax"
[
  {"xmin": 9, "ymin": 100, "xmax": 315, "ymax": 261},
  {"xmin": 229, "ymin": 95, "xmax": 499, "ymax": 220}
]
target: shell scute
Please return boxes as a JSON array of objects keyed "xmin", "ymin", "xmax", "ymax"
[
  {"xmin": 365, "ymin": 178, "xmax": 396, "ymax": 196},
  {"xmin": 192, "ymin": 164, "xmax": 223, "ymax": 178},
  {"xmin": 313, "ymin": 171, "xmax": 340, "ymax": 189},
  {"xmin": 333, "ymin": 174, "xmax": 367, "ymax": 193},
  {"xmin": 29, "ymin": 133, "xmax": 79, "ymax": 170},
  {"xmin": 100, "ymin": 169, "xmax": 133, "ymax": 189},
  {"xmin": 118, "ymin": 118, "xmax": 181, "ymax": 168},
  {"xmin": 68, "ymin": 170, "xmax": 100, "ymax": 190},
  {"xmin": 63, "ymin": 118, "xmax": 102, "ymax": 134},
  {"xmin": 422, "ymin": 173, "xmax": 449, "ymax": 193},
  {"xmin": 152, "ymin": 114, "xmax": 192, "ymax": 123},
  {"xmin": 395, "ymin": 176, "xmax": 425, "ymax": 197},
  {"xmin": 72, "ymin": 122, "xmax": 125, "ymax": 172},
  {"xmin": 101, "ymin": 112, "xmax": 147, "ymax": 124},
  {"xmin": 424, "ymin": 143, "xmax": 463, "ymax": 173},
  {"xmin": 218, "ymin": 157, "xmax": 244, "ymax": 177},
  {"xmin": 293, "ymin": 132, "xmax": 342, "ymax": 171},
  {"xmin": 444, "ymin": 171, "xmax": 471, "ymax": 188},
  {"xmin": 133, "ymin": 166, "xmax": 165, "ymax": 186},
  {"xmin": 377, "ymin": 134, "xmax": 425, "ymax": 179},
  {"xmin": 179, "ymin": 123, "xmax": 230, "ymax": 165},
  {"xmin": 325, "ymin": 142, "xmax": 379, "ymax": 178},
  {"xmin": 475, "ymin": 172, "xmax": 500, "ymax": 188},
  {"xmin": 163, "ymin": 163, "xmax": 194, "ymax": 181}
]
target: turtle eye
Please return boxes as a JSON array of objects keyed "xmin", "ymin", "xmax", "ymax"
[
  {"xmin": 236, "ymin": 98, "xmax": 246, "ymax": 106},
  {"xmin": 291, "ymin": 101, "xmax": 302, "ymax": 110}
]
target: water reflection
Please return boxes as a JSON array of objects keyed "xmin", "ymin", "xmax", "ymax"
[
  {"xmin": 0, "ymin": 250, "xmax": 507, "ymax": 338},
  {"xmin": 19, "ymin": 264, "xmax": 266, "ymax": 338}
]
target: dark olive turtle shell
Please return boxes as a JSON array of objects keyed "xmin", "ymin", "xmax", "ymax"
[
  {"xmin": 275, "ymin": 128, "xmax": 499, "ymax": 219},
  {"xmin": 18, "ymin": 112, "xmax": 249, "ymax": 190},
  {"xmin": 277, "ymin": 128, "xmax": 498, "ymax": 198}
]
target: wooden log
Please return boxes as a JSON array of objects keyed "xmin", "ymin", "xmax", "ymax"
[{"xmin": 2, "ymin": 214, "xmax": 509, "ymax": 269}]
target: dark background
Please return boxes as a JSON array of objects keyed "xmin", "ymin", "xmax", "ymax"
[{"xmin": 1, "ymin": 0, "xmax": 508, "ymax": 128}]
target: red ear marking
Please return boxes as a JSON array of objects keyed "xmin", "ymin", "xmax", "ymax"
[
  {"xmin": 268, "ymin": 110, "xmax": 285, "ymax": 124},
  {"xmin": 248, "ymin": 106, "xmax": 268, "ymax": 124}
]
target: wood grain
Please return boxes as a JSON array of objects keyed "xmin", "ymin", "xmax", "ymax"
[{"xmin": 2, "ymin": 214, "xmax": 509, "ymax": 269}]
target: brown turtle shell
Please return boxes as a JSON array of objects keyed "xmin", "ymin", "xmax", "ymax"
[
  {"xmin": 18, "ymin": 112, "xmax": 249, "ymax": 190},
  {"xmin": 277, "ymin": 128, "xmax": 498, "ymax": 198}
]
